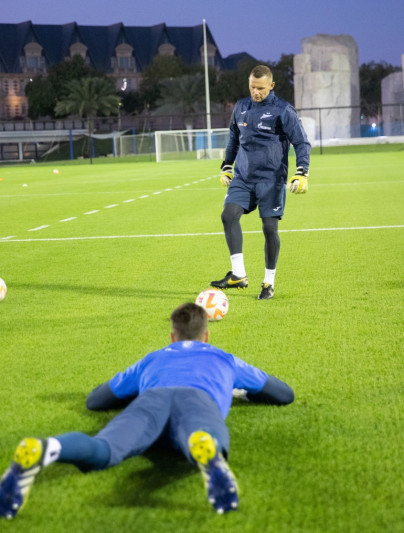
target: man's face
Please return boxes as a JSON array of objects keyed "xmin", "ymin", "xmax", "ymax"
[{"xmin": 249, "ymin": 75, "xmax": 275, "ymax": 102}]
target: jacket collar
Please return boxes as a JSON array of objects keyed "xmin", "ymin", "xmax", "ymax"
[{"xmin": 251, "ymin": 91, "xmax": 276, "ymax": 105}]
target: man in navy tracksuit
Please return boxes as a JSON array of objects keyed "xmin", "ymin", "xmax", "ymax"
[
  {"xmin": 0, "ymin": 303, "xmax": 294, "ymax": 518},
  {"xmin": 211, "ymin": 64, "xmax": 311, "ymax": 299}
]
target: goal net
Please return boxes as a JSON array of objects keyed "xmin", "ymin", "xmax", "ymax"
[
  {"xmin": 115, "ymin": 132, "xmax": 156, "ymax": 158},
  {"xmin": 155, "ymin": 128, "xmax": 229, "ymax": 162}
]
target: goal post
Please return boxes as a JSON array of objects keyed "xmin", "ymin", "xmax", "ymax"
[{"xmin": 154, "ymin": 128, "xmax": 229, "ymax": 162}]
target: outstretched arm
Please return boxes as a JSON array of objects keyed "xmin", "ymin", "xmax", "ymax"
[
  {"xmin": 246, "ymin": 375, "xmax": 294, "ymax": 405},
  {"xmin": 86, "ymin": 381, "xmax": 137, "ymax": 411},
  {"xmin": 233, "ymin": 356, "xmax": 294, "ymax": 406}
]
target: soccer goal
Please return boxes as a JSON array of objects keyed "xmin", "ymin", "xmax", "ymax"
[
  {"xmin": 154, "ymin": 128, "xmax": 229, "ymax": 162},
  {"xmin": 115, "ymin": 132, "xmax": 155, "ymax": 158}
]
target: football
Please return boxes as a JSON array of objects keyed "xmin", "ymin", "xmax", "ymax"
[
  {"xmin": 195, "ymin": 289, "xmax": 229, "ymax": 321},
  {"xmin": 0, "ymin": 278, "xmax": 7, "ymax": 302}
]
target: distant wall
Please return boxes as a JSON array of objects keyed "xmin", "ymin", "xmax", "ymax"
[{"xmin": 294, "ymin": 34, "xmax": 360, "ymax": 140}]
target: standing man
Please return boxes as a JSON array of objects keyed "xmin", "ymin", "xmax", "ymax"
[
  {"xmin": 211, "ymin": 65, "xmax": 311, "ymax": 299},
  {"xmin": 0, "ymin": 303, "xmax": 294, "ymax": 518}
]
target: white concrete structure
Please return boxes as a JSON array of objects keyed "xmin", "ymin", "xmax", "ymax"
[
  {"xmin": 294, "ymin": 34, "xmax": 360, "ymax": 141},
  {"xmin": 381, "ymin": 54, "xmax": 404, "ymax": 136}
]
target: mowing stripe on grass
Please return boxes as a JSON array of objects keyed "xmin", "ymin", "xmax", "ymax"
[
  {"xmin": 1, "ymin": 173, "xmax": 402, "ymax": 240},
  {"xmin": 1, "ymin": 225, "xmax": 402, "ymax": 243},
  {"xmin": 1, "ymin": 178, "xmax": 401, "ymax": 200},
  {"xmin": 1, "ymin": 176, "xmax": 218, "ymax": 239}
]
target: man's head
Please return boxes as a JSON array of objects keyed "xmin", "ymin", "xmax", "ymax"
[
  {"xmin": 249, "ymin": 65, "xmax": 275, "ymax": 103},
  {"xmin": 170, "ymin": 303, "xmax": 209, "ymax": 343}
]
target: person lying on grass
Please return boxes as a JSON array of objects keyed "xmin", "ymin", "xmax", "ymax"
[{"xmin": 0, "ymin": 302, "xmax": 294, "ymax": 518}]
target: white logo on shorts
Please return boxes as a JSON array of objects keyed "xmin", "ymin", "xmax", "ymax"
[{"xmin": 273, "ymin": 206, "xmax": 281, "ymax": 212}]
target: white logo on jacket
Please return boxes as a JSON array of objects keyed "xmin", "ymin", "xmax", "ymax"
[
  {"xmin": 260, "ymin": 112, "xmax": 273, "ymax": 119},
  {"xmin": 257, "ymin": 122, "xmax": 271, "ymax": 131}
]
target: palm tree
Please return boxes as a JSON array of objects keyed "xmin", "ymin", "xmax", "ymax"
[
  {"xmin": 154, "ymin": 73, "xmax": 223, "ymax": 150},
  {"xmin": 55, "ymin": 77, "xmax": 120, "ymax": 163},
  {"xmin": 154, "ymin": 74, "xmax": 206, "ymax": 130}
]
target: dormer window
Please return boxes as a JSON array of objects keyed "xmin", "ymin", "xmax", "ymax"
[
  {"xmin": 23, "ymin": 42, "xmax": 45, "ymax": 72},
  {"xmin": 158, "ymin": 43, "xmax": 175, "ymax": 56},
  {"xmin": 200, "ymin": 43, "xmax": 216, "ymax": 66},
  {"xmin": 69, "ymin": 42, "xmax": 88, "ymax": 60},
  {"xmin": 114, "ymin": 43, "xmax": 135, "ymax": 72}
]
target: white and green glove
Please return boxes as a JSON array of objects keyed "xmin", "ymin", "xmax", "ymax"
[
  {"xmin": 287, "ymin": 167, "xmax": 309, "ymax": 194},
  {"xmin": 220, "ymin": 161, "xmax": 233, "ymax": 187}
]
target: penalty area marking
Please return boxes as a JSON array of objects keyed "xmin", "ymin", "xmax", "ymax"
[
  {"xmin": 59, "ymin": 217, "xmax": 77, "ymax": 222},
  {"xmin": 1, "ymin": 225, "xmax": 403, "ymax": 243},
  {"xmin": 27, "ymin": 225, "xmax": 50, "ymax": 232}
]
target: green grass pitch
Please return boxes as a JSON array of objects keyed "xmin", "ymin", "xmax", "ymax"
[{"xmin": 0, "ymin": 146, "xmax": 403, "ymax": 532}]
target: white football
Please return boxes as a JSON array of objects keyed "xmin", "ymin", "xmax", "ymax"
[
  {"xmin": 0, "ymin": 278, "xmax": 7, "ymax": 302},
  {"xmin": 195, "ymin": 289, "xmax": 229, "ymax": 321}
]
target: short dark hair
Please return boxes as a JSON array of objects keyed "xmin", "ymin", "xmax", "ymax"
[
  {"xmin": 171, "ymin": 303, "xmax": 208, "ymax": 340},
  {"xmin": 250, "ymin": 65, "xmax": 273, "ymax": 79}
]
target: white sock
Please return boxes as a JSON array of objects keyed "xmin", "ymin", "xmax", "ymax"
[
  {"xmin": 231, "ymin": 253, "xmax": 246, "ymax": 278},
  {"xmin": 43, "ymin": 437, "xmax": 62, "ymax": 466},
  {"xmin": 264, "ymin": 268, "xmax": 276, "ymax": 287}
]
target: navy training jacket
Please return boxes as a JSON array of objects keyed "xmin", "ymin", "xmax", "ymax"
[{"xmin": 225, "ymin": 91, "xmax": 311, "ymax": 183}]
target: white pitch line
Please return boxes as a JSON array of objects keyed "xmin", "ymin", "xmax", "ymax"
[
  {"xmin": 278, "ymin": 225, "xmax": 404, "ymax": 232},
  {"xmin": 1, "ymin": 225, "xmax": 403, "ymax": 243},
  {"xmin": 28, "ymin": 225, "xmax": 50, "ymax": 232},
  {"xmin": 312, "ymin": 180, "xmax": 404, "ymax": 187},
  {"xmin": 59, "ymin": 217, "xmax": 77, "ymax": 222},
  {"xmin": 2, "ymin": 176, "xmax": 217, "ymax": 241}
]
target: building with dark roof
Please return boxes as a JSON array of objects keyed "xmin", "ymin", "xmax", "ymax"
[{"xmin": 0, "ymin": 21, "xmax": 255, "ymax": 120}]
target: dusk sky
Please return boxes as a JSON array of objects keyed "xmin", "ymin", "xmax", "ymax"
[{"xmin": 2, "ymin": 0, "xmax": 403, "ymax": 67}]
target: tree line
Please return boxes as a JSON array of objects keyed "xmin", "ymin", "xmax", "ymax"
[{"xmin": 25, "ymin": 54, "xmax": 401, "ymax": 125}]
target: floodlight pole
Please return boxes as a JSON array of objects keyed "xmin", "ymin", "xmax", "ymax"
[{"xmin": 203, "ymin": 19, "xmax": 213, "ymax": 159}]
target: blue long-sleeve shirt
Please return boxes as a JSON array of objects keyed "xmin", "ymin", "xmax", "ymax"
[
  {"xmin": 86, "ymin": 342, "xmax": 294, "ymax": 416},
  {"xmin": 226, "ymin": 91, "xmax": 311, "ymax": 183},
  {"xmin": 108, "ymin": 341, "xmax": 268, "ymax": 418}
]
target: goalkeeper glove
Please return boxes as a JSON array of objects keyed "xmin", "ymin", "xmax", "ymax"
[
  {"xmin": 220, "ymin": 161, "xmax": 233, "ymax": 187},
  {"xmin": 287, "ymin": 167, "xmax": 309, "ymax": 194}
]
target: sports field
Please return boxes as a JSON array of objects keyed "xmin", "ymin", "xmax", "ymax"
[{"xmin": 0, "ymin": 146, "xmax": 403, "ymax": 532}]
